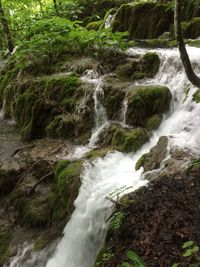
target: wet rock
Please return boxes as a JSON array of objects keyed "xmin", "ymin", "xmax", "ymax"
[
  {"xmin": 135, "ymin": 136, "xmax": 168, "ymax": 172},
  {"xmin": 126, "ymin": 85, "xmax": 172, "ymax": 128},
  {"xmin": 115, "ymin": 52, "xmax": 160, "ymax": 80},
  {"xmin": 98, "ymin": 123, "xmax": 149, "ymax": 153}
]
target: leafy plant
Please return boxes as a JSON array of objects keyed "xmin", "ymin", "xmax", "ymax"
[
  {"xmin": 172, "ymin": 241, "xmax": 200, "ymax": 267},
  {"xmin": 121, "ymin": 251, "xmax": 146, "ymax": 267}
]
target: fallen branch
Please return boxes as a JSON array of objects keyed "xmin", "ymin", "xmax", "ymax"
[
  {"xmin": 11, "ymin": 145, "xmax": 35, "ymax": 157},
  {"xmin": 28, "ymin": 171, "xmax": 54, "ymax": 195}
]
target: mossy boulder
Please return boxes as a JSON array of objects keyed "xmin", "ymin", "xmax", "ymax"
[
  {"xmin": 10, "ymin": 73, "xmax": 94, "ymax": 142},
  {"xmin": 111, "ymin": 127, "xmax": 149, "ymax": 153},
  {"xmin": 115, "ymin": 52, "xmax": 160, "ymax": 80},
  {"xmin": 135, "ymin": 136, "xmax": 168, "ymax": 171},
  {"xmin": 146, "ymin": 114, "xmax": 162, "ymax": 130},
  {"xmin": 97, "ymin": 123, "xmax": 149, "ymax": 153},
  {"xmin": 112, "ymin": 2, "xmax": 173, "ymax": 39},
  {"xmin": 55, "ymin": 160, "xmax": 83, "ymax": 216},
  {"xmin": 126, "ymin": 85, "xmax": 172, "ymax": 127}
]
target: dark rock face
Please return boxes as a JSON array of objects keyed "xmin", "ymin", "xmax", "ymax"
[{"xmin": 112, "ymin": 2, "xmax": 173, "ymax": 39}]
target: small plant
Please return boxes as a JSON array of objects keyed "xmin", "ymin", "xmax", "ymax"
[
  {"xmin": 172, "ymin": 241, "xmax": 200, "ymax": 267},
  {"xmin": 121, "ymin": 251, "xmax": 146, "ymax": 267},
  {"xmin": 109, "ymin": 211, "xmax": 124, "ymax": 231}
]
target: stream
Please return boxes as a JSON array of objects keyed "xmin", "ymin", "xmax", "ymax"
[{"xmin": 5, "ymin": 46, "xmax": 200, "ymax": 267}]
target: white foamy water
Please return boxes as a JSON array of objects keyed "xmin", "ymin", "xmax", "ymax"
[{"xmin": 7, "ymin": 46, "xmax": 200, "ymax": 267}]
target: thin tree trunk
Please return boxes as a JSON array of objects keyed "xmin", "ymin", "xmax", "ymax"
[
  {"xmin": 53, "ymin": 0, "xmax": 59, "ymax": 16},
  {"xmin": 0, "ymin": 0, "xmax": 14, "ymax": 53},
  {"xmin": 174, "ymin": 0, "xmax": 200, "ymax": 88}
]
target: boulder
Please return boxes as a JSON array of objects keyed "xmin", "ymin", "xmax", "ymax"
[{"xmin": 126, "ymin": 85, "xmax": 172, "ymax": 128}]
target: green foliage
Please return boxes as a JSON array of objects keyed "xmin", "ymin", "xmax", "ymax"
[
  {"xmin": 109, "ymin": 211, "xmax": 124, "ymax": 231},
  {"xmin": 173, "ymin": 241, "xmax": 200, "ymax": 267},
  {"xmin": 121, "ymin": 250, "xmax": 146, "ymax": 267},
  {"xmin": 186, "ymin": 159, "xmax": 200, "ymax": 172}
]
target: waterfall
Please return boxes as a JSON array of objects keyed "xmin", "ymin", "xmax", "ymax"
[
  {"xmin": 6, "ymin": 47, "xmax": 200, "ymax": 267},
  {"xmin": 45, "ymin": 47, "xmax": 200, "ymax": 267}
]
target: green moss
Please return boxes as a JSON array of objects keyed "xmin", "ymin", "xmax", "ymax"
[
  {"xmin": 112, "ymin": 128, "xmax": 149, "ymax": 153},
  {"xmin": 135, "ymin": 155, "xmax": 145, "ymax": 171},
  {"xmin": 142, "ymin": 52, "xmax": 160, "ymax": 77},
  {"xmin": 193, "ymin": 89, "xmax": 200, "ymax": 103},
  {"xmin": 146, "ymin": 114, "xmax": 162, "ymax": 130},
  {"xmin": 0, "ymin": 232, "xmax": 12, "ymax": 266},
  {"xmin": 84, "ymin": 148, "xmax": 110, "ymax": 161},
  {"xmin": 55, "ymin": 160, "xmax": 83, "ymax": 200},
  {"xmin": 126, "ymin": 85, "xmax": 171, "ymax": 127}
]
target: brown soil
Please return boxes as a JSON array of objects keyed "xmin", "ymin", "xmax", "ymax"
[{"xmin": 101, "ymin": 167, "xmax": 200, "ymax": 267}]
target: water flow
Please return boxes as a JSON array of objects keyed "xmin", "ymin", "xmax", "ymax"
[
  {"xmin": 65, "ymin": 70, "xmax": 109, "ymax": 159},
  {"xmin": 46, "ymin": 47, "xmax": 200, "ymax": 267}
]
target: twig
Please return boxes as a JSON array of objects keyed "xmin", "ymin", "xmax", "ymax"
[
  {"xmin": 11, "ymin": 145, "xmax": 35, "ymax": 157},
  {"xmin": 28, "ymin": 171, "xmax": 54, "ymax": 195}
]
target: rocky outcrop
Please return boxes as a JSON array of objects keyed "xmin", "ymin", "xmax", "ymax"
[{"xmin": 112, "ymin": 2, "xmax": 173, "ymax": 39}]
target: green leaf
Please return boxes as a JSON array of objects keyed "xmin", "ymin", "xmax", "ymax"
[
  {"xmin": 183, "ymin": 249, "xmax": 192, "ymax": 257},
  {"xmin": 127, "ymin": 251, "xmax": 146, "ymax": 266},
  {"xmin": 182, "ymin": 241, "xmax": 194, "ymax": 248},
  {"xmin": 171, "ymin": 263, "xmax": 180, "ymax": 267},
  {"xmin": 191, "ymin": 246, "xmax": 199, "ymax": 253},
  {"xmin": 189, "ymin": 264, "xmax": 198, "ymax": 267}
]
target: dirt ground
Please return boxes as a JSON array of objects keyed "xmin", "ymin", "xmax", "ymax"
[{"xmin": 101, "ymin": 166, "xmax": 200, "ymax": 267}]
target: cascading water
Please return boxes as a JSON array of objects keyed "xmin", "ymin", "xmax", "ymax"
[
  {"xmin": 6, "ymin": 46, "xmax": 200, "ymax": 267},
  {"xmin": 46, "ymin": 47, "xmax": 200, "ymax": 267}
]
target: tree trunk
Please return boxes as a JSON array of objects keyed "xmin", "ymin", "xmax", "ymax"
[
  {"xmin": 174, "ymin": 0, "xmax": 200, "ymax": 88},
  {"xmin": 0, "ymin": 0, "xmax": 14, "ymax": 53},
  {"xmin": 53, "ymin": 0, "xmax": 59, "ymax": 16}
]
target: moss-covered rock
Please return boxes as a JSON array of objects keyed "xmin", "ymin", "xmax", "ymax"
[
  {"xmin": 55, "ymin": 160, "xmax": 83, "ymax": 216},
  {"xmin": 146, "ymin": 114, "xmax": 162, "ymax": 130},
  {"xmin": 126, "ymin": 85, "xmax": 172, "ymax": 127},
  {"xmin": 111, "ymin": 127, "xmax": 149, "ymax": 153},
  {"xmin": 112, "ymin": 2, "xmax": 173, "ymax": 39},
  {"xmin": 115, "ymin": 52, "xmax": 160, "ymax": 81}
]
